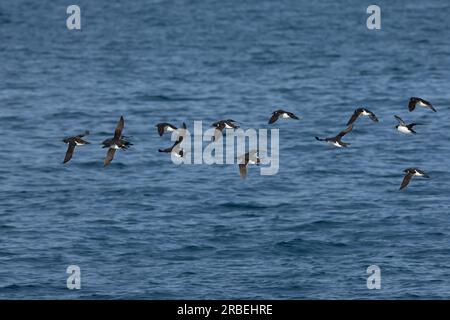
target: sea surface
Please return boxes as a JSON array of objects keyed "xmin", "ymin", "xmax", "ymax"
[{"xmin": 1, "ymin": 0, "xmax": 450, "ymax": 299}]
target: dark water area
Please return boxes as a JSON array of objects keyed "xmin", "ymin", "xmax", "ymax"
[{"xmin": 0, "ymin": 0, "xmax": 449, "ymax": 299}]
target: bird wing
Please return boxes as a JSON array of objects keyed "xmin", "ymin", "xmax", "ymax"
[
  {"xmin": 213, "ymin": 125, "xmax": 224, "ymax": 141},
  {"xmin": 156, "ymin": 124, "xmax": 165, "ymax": 136},
  {"xmin": 114, "ymin": 116, "xmax": 125, "ymax": 139},
  {"xmin": 173, "ymin": 135, "xmax": 183, "ymax": 148},
  {"xmin": 104, "ymin": 148, "xmax": 116, "ymax": 167},
  {"xmin": 418, "ymin": 98, "xmax": 436, "ymax": 112},
  {"xmin": 158, "ymin": 147, "xmax": 172, "ymax": 153},
  {"xmin": 287, "ymin": 112, "xmax": 299, "ymax": 120},
  {"xmin": 408, "ymin": 98, "xmax": 417, "ymax": 112},
  {"xmin": 394, "ymin": 115, "xmax": 405, "ymax": 125},
  {"xmin": 336, "ymin": 124, "xmax": 353, "ymax": 139},
  {"xmin": 212, "ymin": 120, "xmax": 222, "ymax": 127},
  {"xmin": 408, "ymin": 122, "xmax": 422, "ymax": 129},
  {"xmin": 346, "ymin": 110, "xmax": 360, "ymax": 126},
  {"xmin": 268, "ymin": 112, "xmax": 280, "ymax": 124},
  {"xmin": 418, "ymin": 97, "xmax": 431, "ymax": 106},
  {"xmin": 239, "ymin": 164, "xmax": 247, "ymax": 179},
  {"xmin": 63, "ymin": 143, "xmax": 76, "ymax": 164},
  {"xmin": 368, "ymin": 111, "xmax": 379, "ymax": 122},
  {"xmin": 400, "ymin": 173, "xmax": 413, "ymax": 190}
]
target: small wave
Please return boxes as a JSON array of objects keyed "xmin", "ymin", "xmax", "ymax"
[
  {"xmin": 274, "ymin": 238, "xmax": 348, "ymax": 254},
  {"xmin": 217, "ymin": 202, "xmax": 290, "ymax": 210},
  {"xmin": 135, "ymin": 94, "xmax": 204, "ymax": 102}
]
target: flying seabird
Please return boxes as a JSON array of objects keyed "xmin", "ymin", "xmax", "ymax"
[
  {"xmin": 212, "ymin": 119, "xmax": 238, "ymax": 131},
  {"xmin": 346, "ymin": 108, "xmax": 379, "ymax": 126},
  {"xmin": 237, "ymin": 150, "xmax": 261, "ymax": 179},
  {"xmin": 394, "ymin": 115, "xmax": 421, "ymax": 134},
  {"xmin": 102, "ymin": 116, "xmax": 132, "ymax": 167},
  {"xmin": 400, "ymin": 167, "xmax": 430, "ymax": 190},
  {"xmin": 212, "ymin": 119, "xmax": 238, "ymax": 141},
  {"xmin": 156, "ymin": 122, "xmax": 187, "ymax": 137},
  {"xmin": 315, "ymin": 124, "xmax": 353, "ymax": 148},
  {"xmin": 408, "ymin": 97, "xmax": 436, "ymax": 112},
  {"xmin": 62, "ymin": 130, "xmax": 90, "ymax": 164},
  {"xmin": 212, "ymin": 119, "xmax": 237, "ymax": 128},
  {"xmin": 268, "ymin": 109, "xmax": 300, "ymax": 124},
  {"xmin": 158, "ymin": 135, "xmax": 184, "ymax": 158}
]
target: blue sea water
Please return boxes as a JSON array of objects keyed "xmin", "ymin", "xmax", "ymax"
[{"xmin": 0, "ymin": 0, "xmax": 450, "ymax": 299}]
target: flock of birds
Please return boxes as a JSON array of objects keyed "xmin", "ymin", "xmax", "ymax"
[{"xmin": 62, "ymin": 96, "xmax": 436, "ymax": 188}]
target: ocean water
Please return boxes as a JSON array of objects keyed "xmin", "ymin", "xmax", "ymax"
[{"xmin": 1, "ymin": 0, "xmax": 450, "ymax": 299}]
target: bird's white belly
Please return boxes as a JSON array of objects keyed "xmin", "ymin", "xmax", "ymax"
[
  {"xmin": 166, "ymin": 127, "xmax": 174, "ymax": 132},
  {"xmin": 331, "ymin": 141, "xmax": 342, "ymax": 147},
  {"xmin": 224, "ymin": 123, "xmax": 233, "ymax": 129},
  {"xmin": 111, "ymin": 144, "xmax": 120, "ymax": 149},
  {"xmin": 281, "ymin": 113, "xmax": 290, "ymax": 118},
  {"xmin": 397, "ymin": 126, "xmax": 411, "ymax": 134}
]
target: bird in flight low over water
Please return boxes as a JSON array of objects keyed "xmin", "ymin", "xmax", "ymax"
[
  {"xmin": 212, "ymin": 119, "xmax": 238, "ymax": 129},
  {"xmin": 156, "ymin": 122, "xmax": 186, "ymax": 137},
  {"xmin": 212, "ymin": 119, "xmax": 238, "ymax": 141},
  {"xmin": 400, "ymin": 168, "xmax": 430, "ymax": 190},
  {"xmin": 346, "ymin": 108, "xmax": 379, "ymax": 126},
  {"xmin": 268, "ymin": 109, "xmax": 300, "ymax": 124},
  {"xmin": 62, "ymin": 130, "xmax": 90, "ymax": 164},
  {"xmin": 237, "ymin": 150, "xmax": 261, "ymax": 179},
  {"xmin": 394, "ymin": 115, "xmax": 421, "ymax": 134},
  {"xmin": 102, "ymin": 116, "xmax": 132, "ymax": 167},
  {"xmin": 408, "ymin": 97, "xmax": 436, "ymax": 112},
  {"xmin": 315, "ymin": 124, "xmax": 353, "ymax": 148}
]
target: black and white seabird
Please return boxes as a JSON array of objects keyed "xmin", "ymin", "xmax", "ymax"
[
  {"xmin": 62, "ymin": 130, "xmax": 90, "ymax": 164},
  {"xmin": 158, "ymin": 135, "xmax": 184, "ymax": 158},
  {"xmin": 346, "ymin": 108, "xmax": 379, "ymax": 126},
  {"xmin": 268, "ymin": 109, "xmax": 300, "ymax": 124},
  {"xmin": 408, "ymin": 97, "xmax": 436, "ymax": 112},
  {"xmin": 394, "ymin": 115, "xmax": 421, "ymax": 135},
  {"xmin": 212, "ymin": 119, "xmax": 238, "ymax": 141},
  {"xmin": 212, "ymin": 119, "xmax": 238, "ymax": 128},
  {"xmin": 400, "ymin": 167, "xmax": 430, "ymax": 190},
  {"xmin": 315, "ymin": 124, "xmax": 353, "ymax": 148},
  {"xmin": 237, "ymin": 150, "xmax": 260, "ymax": 179},
  {"xmin": 102, "ymin": 116, "xmax": 132, "ymax": 167},
  {"xmin": 156, "ymin": 122, "xmax": 186, "ymax": 137}
]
